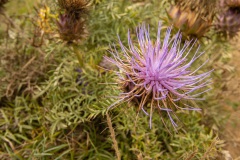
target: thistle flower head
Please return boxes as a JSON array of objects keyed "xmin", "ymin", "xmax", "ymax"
[
  {"xmin": 225, "ymin": 0, "xmax": 240, "ymax": 8},
  {"xmin": 167, "ymin": 5, "xmax": 212, "ymax": 40},
  {"xmin": 58, "ymin": 0, "xmax": 89, "ymax": 14},
  {"xmin": 175, "ymin": 0, "xmax": 217, "ymax": 18},
  {"xmin": 56, "ymin": 0, "xmax": 89, "ymax": 42},
  {"xmin": 105, "ymin": 23, "xmax": 212, "ymax": 129},
  {"xmin": 167, "ymin": 0, "xmax": 217, "ymax": 40},
  {"xmin": 57, "ymin": 12, "xmax": 86, "ymax": 42}
]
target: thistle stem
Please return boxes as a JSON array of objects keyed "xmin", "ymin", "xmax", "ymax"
[
  {"xmin": 72, "ymin": 43, "xmax": 84, "ymax": 67},
  {"xmin": 106, "ymin": 113, "xmax": 121, "ymax": 160}
]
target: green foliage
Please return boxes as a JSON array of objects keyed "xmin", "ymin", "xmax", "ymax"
[
  {"xmin": 87, "ymin": 0, "xmax": 170, "ymax": 46},
  {"xmin": 111, "ymin": 107, "xmax": 220, "ymax": 159}
]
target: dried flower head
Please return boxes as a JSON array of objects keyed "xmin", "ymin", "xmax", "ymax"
[
  {"xmin": 105, "ymin": 23, "xmax": 212, "ymax": 129},
  {"xmin": 56, "ymin": 0, "xmax": 89, "ymax": 42},
  {"xmin": 167, "ymin": 5, "xmax": 212, "ymax": 40},
  {"xmin": 58, "ymin": 0, "xmax": 89, "ymax": 13},
  {"xmin": 167, "ymin": 0, "xmax": 217, "ymax": 40},
  {"xmin": 226, "ymin": 0, "xmax": 240, "ymax": 8},
  {"xmin": 175, "ymin": 0, "xmax": 217, "ymax": 19}
]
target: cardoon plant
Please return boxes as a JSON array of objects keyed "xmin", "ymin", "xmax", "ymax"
[{"xmin": 105, "ymin": 23, "xmax": 212, "ymax": 129}]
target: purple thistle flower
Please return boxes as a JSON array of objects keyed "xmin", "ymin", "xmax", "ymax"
[{"xmin": 105, "ymin": 23, "xmax": 212, "ymax": 130}]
